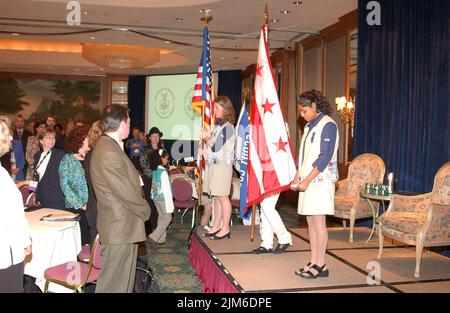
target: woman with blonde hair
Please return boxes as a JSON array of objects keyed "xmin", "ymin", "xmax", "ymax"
[
  {"xmin": 0, "ymin": 116, "xmax": 32, "ymax": 292},
  {"xmin": 200, "ymin": 96, "xmax": 236, "ymax": 240}
]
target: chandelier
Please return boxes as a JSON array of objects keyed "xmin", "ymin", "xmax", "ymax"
[{"xmin": 81, "ymin": 43, "xmax": 160, "ymax": 69}]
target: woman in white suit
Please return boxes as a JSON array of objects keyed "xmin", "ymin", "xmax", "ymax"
[{"xmin": 0, "ymin": 116, "xmax": 32, "ymax": 292}]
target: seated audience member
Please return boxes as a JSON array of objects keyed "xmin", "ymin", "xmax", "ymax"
[
  {"xmin": 0, "ymin": 116, "xmax": 32, "ymax": 293},
  {"xmin": 59, "ymin": 125, "xmax": 91, "ymax": 244},
  {"xmin": 34, "ymin": 127, "xmax": 65, "ymax": 209},
  {"xmin": 147, "ymin": 149, "xmax": 173, "ymax": 245}
]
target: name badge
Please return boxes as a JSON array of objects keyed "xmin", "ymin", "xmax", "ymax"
[{"xmin": 29, "ymin": 180, "xmax": 38, "ymax": 192}]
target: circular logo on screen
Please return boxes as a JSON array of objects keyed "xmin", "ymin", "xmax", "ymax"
[
  {"xmin": 183, "ymin": 88, "xmax": 201, "ymax": 120},
  {"xmin": 154, "ymin": 88, "xmax": 175, "ymax": 119}
]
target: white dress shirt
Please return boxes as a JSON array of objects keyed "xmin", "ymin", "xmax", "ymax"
[{"xmin": 0, "ymin": 166, "xmax": 31, "ymax": 269}]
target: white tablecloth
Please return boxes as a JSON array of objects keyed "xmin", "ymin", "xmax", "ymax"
[{"xmin": 24, "ymin": 208, "xmax": 82, "ymax": 292}]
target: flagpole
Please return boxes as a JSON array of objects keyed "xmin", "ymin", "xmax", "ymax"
[
  {"xmin": 250, "ymin": 3, "xmax": 270, "ymax": 242},
  {"xmin": 196, "ymin": 10, "xmax": 212, "ymax": 225}
]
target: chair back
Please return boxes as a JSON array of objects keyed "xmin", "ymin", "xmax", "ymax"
[
  {"xmin": 347, "ymin": 153, "xmax": 386, "ymax": 195},
  {"xmin": 19, "ymin": 185, "xmax": 30, "ymax": 205},
  {"xmin": 170, "ymin": 168, "xmax": 184, "ymax": 175},
  {"xmin": 431, "ymin": 162, "xmax": 450, "ymax": 205},
  {"xmin": 25, "ymin": 192, "xmax": 36, "ymax": 207},
  {"xmin": 172, "ymin": 179, "xmax": 193, "ymax": 202},
  {"xmin": 91, "ymin": 235, "xmax": 102, "ymax": 270}
]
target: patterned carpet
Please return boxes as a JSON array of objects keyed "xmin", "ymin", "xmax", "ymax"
[
  {"xmin": 145, "ymin": 211, "xmax": 203, "ymax": 293},
  {"xmin": 145, "ymin": 202, "xmax": 340, "ymax": 293}
]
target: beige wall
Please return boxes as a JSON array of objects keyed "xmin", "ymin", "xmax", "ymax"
[
  {"xmin": 324, "ymin": 37, "xmax": 347, "ymax": 162},
  {"xmin": 303, "ymin": 46, "xmax": 323, "ymax": 92}
]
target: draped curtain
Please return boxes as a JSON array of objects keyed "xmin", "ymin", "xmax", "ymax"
[
  {"xmin": 354, "ymin": 0, "xmax": 450, "ymax": 193},
  {"xmin": 127, "ymin": 75, "xmax": 146, "ymax": 131},
  {"xmin": 218, "ymin": 70, "xmax": 242, "ymax": 121}
]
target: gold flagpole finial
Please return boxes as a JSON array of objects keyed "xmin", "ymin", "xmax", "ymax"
[
  {"xmin": 264, "ymin": 3, "xmax": 269, "ymax": 26},
  {"xmin": 200, "ymin": 8, "xmax": 213, "ymax": 26}
]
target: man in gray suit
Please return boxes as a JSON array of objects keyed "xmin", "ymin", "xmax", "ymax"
[{"xmin": 91, "ymin": 104, "xmax": 150, "ymax": 293}]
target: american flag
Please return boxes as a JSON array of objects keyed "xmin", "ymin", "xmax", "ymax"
[
  {"xmin": 192, "ymin": 25, "xmax": 215, "ymax": 173},
  {"xmin": 192, "ymin": 25, "xmax": 214, "ymax": 130},
  {"xmin": 245, "ymin": 25, "xmax": 297, "ymax": 210}
]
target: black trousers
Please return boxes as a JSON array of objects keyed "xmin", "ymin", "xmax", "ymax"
[
  {"xmin": 142, "ymin": 175, "xmax": 158, "ymax": 233},
  {"xmin": 0, "ymin": 262, "xmax": 24, "ymax": 293},
  {"xmin": 63, "ymin": 208, "xmax": 91, "ymax": 245}
]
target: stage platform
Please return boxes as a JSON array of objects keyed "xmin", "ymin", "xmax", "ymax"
[{"xmin": 188, "ymin": 226, "xmax": 450, "ymax": 293}]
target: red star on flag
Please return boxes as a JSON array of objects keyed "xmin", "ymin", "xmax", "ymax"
[
  {"xmin": 261, "ymin": 98, "xmax": 275, "ymax": 114},
  {"xmin": 274, "ymin": 137, "xmax": 288, "ymax": 152},
  {"xmin": 256, "ymin": 64, "xmax": 263, "ymax": 77}
]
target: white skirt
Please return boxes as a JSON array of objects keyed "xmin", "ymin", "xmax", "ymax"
[{"xmin": 297, "ymin": 181, "xmax": 335, "ymax": 215}]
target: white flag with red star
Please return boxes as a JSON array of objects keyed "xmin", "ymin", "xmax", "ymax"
[{"xmin": 245, "ymin": 25, "xmax": 297, "ymax": 210}]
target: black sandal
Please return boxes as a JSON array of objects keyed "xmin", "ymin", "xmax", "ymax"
[
  {"xmin": 299, "ymin": 264, "xmax": 329, "ymax": 279},
  {"xmin": 294, "ymin": 262, "xmax": 312, "ymax": 275}
]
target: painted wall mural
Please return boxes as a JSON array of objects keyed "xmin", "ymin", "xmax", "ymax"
[{"xmin": 0, "ymin": 77, "xmax": 100, "ymax": 129}]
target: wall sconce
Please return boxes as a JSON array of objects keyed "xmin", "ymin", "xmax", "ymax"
[
  {"xmin": 336, "ymin": 96, "xmax": 356, "ymax": 164},
  {"xmin": 336, "ymin": 96, "xmax": 355, "ymax": 129}
]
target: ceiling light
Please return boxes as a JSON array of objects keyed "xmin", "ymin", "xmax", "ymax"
[
  {"xmin": 175, "ymin": 17, "xmax": 183, "ymax": 22},
  {"xmin": 271, "ymin": 19, "xmax": 280, "ymax": 23},
  {"xmin": 11, "ymin": 33, "xmax": 20, "ymax": 36},
  {"xmin": 200, "ymin": 8, "xmax": 212, "ymax": 14},
  {"xmin": 165, "ymin": 41, "xmax": 171, "ymax": 44},
  {"xmin": 82, "ymin": 43, "xmax": 160, "ymax": 69},
  {"xmin": 280, "ymin": 10, "xmax": 291, "ymax": 14},
  {"xmin": 292, "ymin": 1, "xmax": 303, "ymax": 5},
  {"xmin": 235, "ymin": 45, "xmax": 241, "ymax": 49},
  {"xmin": 90, "ymin": 36, "xmax": 95, "ymax": 40},
  {"xmin": 83, "ymin": 11, "xmax": 88, "ymax": 15},
  {"xmin": 220, "ymin": 57, "xmax": 225, "ymax": 60},
  {"xmin": 99, "ymin": 68, "xmax": 104, "ymax": 71}
]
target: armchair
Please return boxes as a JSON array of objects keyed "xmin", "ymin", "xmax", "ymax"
[
  {"xmin": 377, "ymin": 162, "xmax": 450, "ymax": 278},
  {"xmin": 334, "ymin": 153, "xmax": 386, "ymax": 242}
]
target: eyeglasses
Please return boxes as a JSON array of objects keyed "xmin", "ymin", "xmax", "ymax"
[{"xmin": 44, "ymin": 136, "xmax": 56, "ymax": 140}]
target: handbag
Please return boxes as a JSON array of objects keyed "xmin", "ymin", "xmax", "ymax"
[{"xmin": 134, "ymin": 255, "xmax": 160, "ymax": 293}]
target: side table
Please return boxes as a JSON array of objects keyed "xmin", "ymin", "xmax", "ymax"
[{"xmin": 359, "ymin": 190, "xmax": 392, "ymax": 244}]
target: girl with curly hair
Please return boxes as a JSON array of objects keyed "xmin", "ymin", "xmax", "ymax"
[{"xmin": 292, "ymin": 89, "xmax": 339, "ymax": 279}]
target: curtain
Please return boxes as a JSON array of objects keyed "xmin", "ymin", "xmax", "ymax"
[
  {"xmin": 354, "ymin": 0, "xmax": 450, "ymax": 194},
  {"xmin": 218, "ymin": 70, "xmax": 242, "ymax": 121},
  {"xmin": 127, "ymin": 75, "xmax": 146, "ymax": 132}
]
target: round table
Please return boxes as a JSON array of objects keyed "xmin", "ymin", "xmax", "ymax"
[{"xmin": 24, "ymin": 208, "xmax": 82, "ymax": 292}]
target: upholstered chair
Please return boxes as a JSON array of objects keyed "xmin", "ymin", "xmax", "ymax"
[
  {"xmin": 334, "ymin": 153, "xmax": 386, "ymax": 242},
  {"xmin": 377, "ymin": 162, "xmax": 450, "ymax": 278}
]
